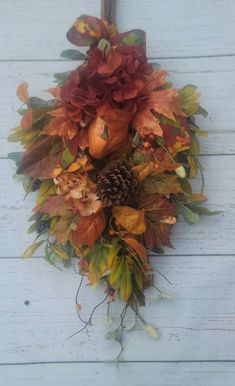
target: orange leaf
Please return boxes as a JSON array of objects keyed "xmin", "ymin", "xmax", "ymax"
[
  {"xmin": 133, "ymin": 107, "xmax": 163, "ymax": 137},
  {"xmin": 112, "ymin": 206, "xmax": 146, "ymax": 235},
  {"xmin": 73, "ymin": 211, "xmax": 106, "ymax": 246},
  {"xmin": 21, "ymin": 108, "xmax": 33, "ymax": 129},
  {"xmin": 45, "ymin": 107, "xmax": 77, "ymax": 140},
  {"xmin": 132, "ymin": 162, "xmax": 154, "ymax": 182},
  {"xmin": 17, "ymin": 82, "xmax": 29, "ymax": 104},
  {"xmin": 150, "ymin": 89, "xmax": 185, "ymax": 121},
  {"xmin": 88, "ymin": 109, "xmax": 132, "ymax": 159},
  {"xmin": 47, "ymin": 87, "xmax": 61, "ymax": 100},
  {"xmin": 34, "ymin": 195, "xmax": 72, "ymax": 217},
  {"xmin": 122, "ymin": 237, "xmax": 147, "ymax": 261}
]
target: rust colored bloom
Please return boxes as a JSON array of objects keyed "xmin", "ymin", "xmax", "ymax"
[{"xmin": 60, "ymin": 44, "xmax": 152, "ymax": 129}]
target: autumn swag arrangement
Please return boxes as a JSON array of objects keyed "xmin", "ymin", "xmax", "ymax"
[{"xmin": 9, "ymin": 5, "xmax": 218, "ymax": 355}]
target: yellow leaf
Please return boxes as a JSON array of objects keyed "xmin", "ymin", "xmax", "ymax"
[
  {"xmin": 132, "ymin": 162, "xmax": 154, "ymax": 182},
  {"xmin": 51, "ymin": 245, "xmax": 70, "ymax": 260},
  {"xmin": 112, "ymin": 206, "xmax": 146, "ymax": 235},
  {"xmin": 22, "ymin": 240, "xmax": 45, "ymax": 258}
]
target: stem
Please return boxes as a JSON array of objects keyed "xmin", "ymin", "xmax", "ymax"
[{"xmin": 101, "ymin": 0, "xmax": 117, "ymax": 22}]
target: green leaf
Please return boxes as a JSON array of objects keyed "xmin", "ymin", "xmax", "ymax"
[
  {"xmin": 60, "ymin": 49, "xmax": 87, "ymax": 60},
  {"xmin": 196, "ymin": 105, "xmax": 208, "ymax": 118},
  {"xmin": 186, "ymin": 204, "xmax": 222, "ymax": 216},
  {"xmin": 22, "ymin": 176, "xmax": 32, "ymax": 192},
  {"xmin": 122, "ymin": 30, "xmax": 145, "ymax": 46},
  {"xmin": 150, "ymin": 62, "xmax": 161, "ymax": 69},
  {"xmin": 179, "ymin": 178, "xmax": 192, "ymax": 194},
  {"xmin": 98, "ymin": 39, "xmax": 110, "ymax": 54},
  {"xmin": 61, "ymin": 147, "xmax": 75, "ymax": 168},
  {"xmin": 53, "ymin": 71, "xmax": 70, "ymax": 85},
  {"xmin": 179, "ymin": 204, "xmax": 200, "ymax": 224},
  {"xmin": 22, "ymin": 240, "xmax": 45, "ymax": 258},
  {"xmin": 29, "ymin": 97, "xmax": 47, "ymax": 107},
  {"xmin": 8, "ymin": 152, "xmax": 24, "ymax": 165},
  {"xmin": 51, "ymin": 244, "xmax": 70, "ymax": 260},
  {"xmin": 190, "ymin": 124, "xmax": 208, "ymax": 137},
  {"xmin": 191, "ymin": 134, "xmax": 200, "ymax": 156},
  {"xmin": 27, "ymin": 222, "xmax": 38, "ymax": 234}
]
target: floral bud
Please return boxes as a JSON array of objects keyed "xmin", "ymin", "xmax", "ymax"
[
  {"xmin": 144, "ymin": 324, "xmax": 159, "ymax": 338},
  {"xmin": 175, "ymin": 165, "xmax": 186, "ymax": 178}
]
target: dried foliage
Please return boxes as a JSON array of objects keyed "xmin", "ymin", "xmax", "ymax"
[{"xmin": 9, "ymin": 12, "xmax": 217, "ymax": 358}]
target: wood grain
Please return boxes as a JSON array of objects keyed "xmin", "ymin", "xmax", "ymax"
[
  {"xmin": 0, "ymin": 255, "xmax": 235, "ymax": 363},
  {"xmin": 0, "ymin": 0, "xmax": 235, "ymax": 60},
  {"xmin": 1, "ymin": 362, "xmax": 235, "ymax": 386},
  {"xmin": 3, "ymin": 57, "xmax": 235, "ymax": 159}
]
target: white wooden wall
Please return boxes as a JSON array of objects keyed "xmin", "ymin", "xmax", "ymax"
[{"xmin": 0, "ymin": 1, "xmax": 235, "ymax": 385}]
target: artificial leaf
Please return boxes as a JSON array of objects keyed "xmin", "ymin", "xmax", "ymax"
[
  {"xmin": 8, "ymin": 151, "xmax": 24, "ymax": 165},
  {"xmin": 51, "ymin": 244, "xmax": 70, "ymax": 260},
  {"xmin": 61, "ymin": 146, "xmax": 75, "ymax": 168},
  {"xmin": 17, "ymin": 82, "xmax": 29, "ymax": 104},
  {"xmin": 179, "ymin": 84, "xmax": 201, "ymax": 116},
  {"xmin": 132, "ymin": 105, "xmax": 163, "ymax": 137},
  {"xmin": 88, "ymin": 109, "xmax": 132, "ymax": 159},
  {"xmin": 132, "ymin": 162, "xmax": 154, "ymax": 182},
  {"xmin": 73, "ymin": 211, "xmax": 106, "ymax": 246},
  {"xmin": 141, "ymin": 194, "xmax": 176, "ymax": 249},
  {"xmin": 60, "ymin": 49, "xmax": 87, "ymax": 60},
  {"xmin": 21, "ymin": 108, "xmax": 33, "ymax": 129},
  {"xmin": 22, "ymin": 240, "xmax": 45, "ymax": 258},
  {"xmin": 143, "ymin": 174, "xmax": 182, "ymax": 195},
  {"xmin": 45, "ymin": 107, "xmax": 77, "ymax": 140},
  {"xmin": 36, "ymin": 180, "xmax": 56, "ymax": 206},
  {"xmin": 179, "ymin": 204, "xmax": 200, "ymax": 224},
  {"xmin": 122, "ymin": 237, "xmax": 147, "ymax": 261},
  {"xmin": 85, "ymin": 240, "xmax": 121, "ymax": 285},
  {"xmin": 112, "ymin": 206, "xmax": 146, "ymax": 235},
  {"xmin": 50, "ymin": 217, "xmax": 73, "ymax": 244},
  {"xmin": 34, "ymin": 195, "xmax": 72, "ymax": 217},
  {"xmin": 54, "ymin": 71, "xmax": 70, "ymax": 85},
  {"xmin": 111, "ymin": 29, "xmax": 146, "ymax": 48},
  {"xmin": 66, "ymin": 15, "xmax": 108, "ymax": 46},
  {"xmin": 184, "ymin": 194, "xmax": 207, "ymax": 202}
]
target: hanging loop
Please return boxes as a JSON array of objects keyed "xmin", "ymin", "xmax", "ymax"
[{"xmin": 101, "ymin": 0, "xmax": 116, "ymax": 22}]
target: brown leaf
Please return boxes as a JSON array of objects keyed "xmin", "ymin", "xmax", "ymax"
[
  {"xmin": 73, "ymin": 211, "xmax": 106, "ymax": 246},
  {"xmin": 122, "ymin": 237, "xmax": 147, "ymax": 261},
  {"xmin": 17, "ymin": 82, "xmax": 29, "ymax": 104},
  {"xmin": 132, "ymin": 106, "xmax": 163, "ymax": 137},
  {"xmin": 143, "ymin": 174, "xmax": 182, "ymax": 195},
  {"xmin": 112, "ymin": 206, "xmax": 146, "ymax": 235},
  {"xmin": 45, "ymin": 107, "xmax": 77, "ymax": 140},
  {"xmin": 17, "ymin": 137, "xmax": 62, "ymax": 179},
  {"xmin": 150, "ymin": 89, "xmax": 185, "ymax": 121},
  {"xmin": 140, "ymin": 194, "xmax": 176, "ymax": 249},
  {"xmin": 34, "ymin": 195, "xmax": 72, "ymax": 217}
]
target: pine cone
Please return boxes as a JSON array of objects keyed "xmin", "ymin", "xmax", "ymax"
[{"xmin": 97, "ymin": 160, "xmax": 138, "ymax": 206}]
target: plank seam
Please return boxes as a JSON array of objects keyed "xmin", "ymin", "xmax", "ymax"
[
  {"xmin": 1, "ymin": 360, "xmax": 235, "ymax": 366},
  {"xmin": 1, "ymin": 53, "xmax": 235, "ymax": 62}
]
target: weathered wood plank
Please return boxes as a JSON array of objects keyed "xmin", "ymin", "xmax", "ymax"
[
  {"xmin": 3, "ymin": 57, "xmax": 235, "ymax": 158},
  {"xmin": 0, "ymin": 154, "xmax": 233, "ymax": 257},
  {"xmin": 1, "ymin": 362, "xmax": 235, "ymax": 386},
  {"xmin": 0, "ymin": 255, "xmax": 235, "ymax": 363},
  {"xmin": 0, "ymin": 0, "xmax": 235, "ymax": 59}
]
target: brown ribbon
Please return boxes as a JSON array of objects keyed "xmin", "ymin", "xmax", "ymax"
[{"xmin": 101, "ymin": 0, "xmax": 116, "ymax": 22}]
